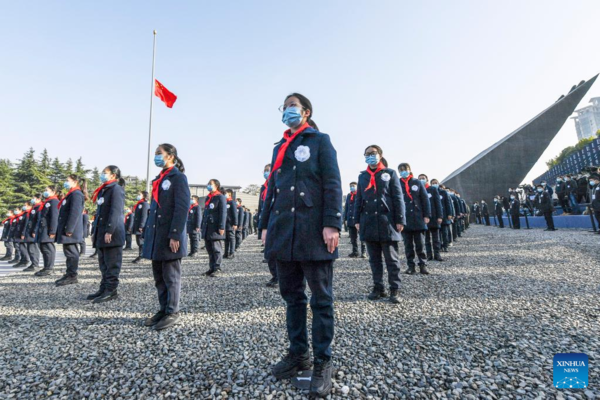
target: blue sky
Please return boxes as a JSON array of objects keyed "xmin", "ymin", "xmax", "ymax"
[{"xmin": 2, "ymin": 1, "xmax": 599, "ymax": 191}]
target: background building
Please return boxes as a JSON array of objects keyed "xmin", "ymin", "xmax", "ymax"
[{"xmin": 571, "ymin": 97, "xmax": 600, "ymax": 140}]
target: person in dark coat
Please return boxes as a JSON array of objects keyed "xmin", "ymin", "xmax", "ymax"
[
  {"xmin": 258, "ymin": 164, "xmax": 279, "ymax": 287},
  {"xmin": 35, "ymin": 186, "xmax": 59, "ymax": 276},
  {"xmin": 565, "ymin": 175, "xmax": 581, "ymax": 215},
  {"xmin": 354, "ymin": 145, "xmax": 405, "ymax": 302},
  {"xmin": 201, "ymin": 179, "xmax": 227, "ymax": 277},
  {"xmin": 493, "ymin": 197, "xmax": 504, "ymax": 228},
  {"xmin": 435, "ymin": 182, "xmax": 455, "ymax": 251},
  {"xmin": 259, "ymin": 93, "xmax": 341, "ymax": 397},
  {"xmin": 80, "ymin": 210, "xmax": 90, "ymax": 256},
  {"xmin": 472, "ymin": 202, "xmax": 481, "ymax": 224},
  {"xmin": 235, "ymin": 198, "xmax": 245, "ymax": 250},
  {"xmin": 55, "ymin": 174, "xmax": 88, "ymax": 286},
  {"xmin": 419, "ymin": 175, "xmax": 444, "ymax": 262},
  {"xmin": 187, "ymin": 195, "xmax": 202, "ymax": 257},
  {"xmin": 481, "ymin": 200, "xmax": 490, "ymax": 226},
  {"xmin": 535, "ymin": 184, "xmax": 556, "ymax": 231},
  {"xmin": 458, "ymin": 194, "xmax": 468, "ymax": 232},
  {"xmin": 398, "ymin": 163, "xmax": 431, "ymax": 275},
  {"xmin": 23, "ymin": 195, "xmax": 43, "ymax": 272},
  {"xmin": 555, "ymin": 177, "xmax": 569, "ymax": 213},
  {"xmin": 502, "ymin": 194, "xmax": 512, "ymax": 227},
  {"xmin": 13, "ymin": 202, "xmax": 32, "ymax": 269},
  {"xmin": 143, "ymin": 143, "xmax": 190, "ymax": 331},
  {"xmin": 223, "ymin": 189, "xmax": 238, "ymax": 259},
  {"xmin": 243, "ymin": 208, "xmax": 250, "ymax": 239},
  {"xmin": 124, "ymin": 207, "xmax": 134, "ymax": 250},
  {"xmin": 576, "ymin": 174, "xmax": 589, "ymax": 203},
  {"xmin": 87, "ymin": 166, "xmax": 126, "ymax": 303},
  {"xmin": 131, "ymin": 191, "xmax": 150, "ymax": 263},
  {"xmin": 589, "ymin": 174, "xmax": 600, "ymax": 232},
  {"xmin": 1, "ymin": 210, "xmax": 14, "ymax": 261},
  {"xmin": 509, "ymin": 194, "xmax": 521, "ymax": 229},
  {"xmin": 447, "ymin": 189, "xmax": 461, "ymax": 239},
  {"xmin": 345, "ymin": 181, "xmax": 366, "ymax": 258},
  {"xmin": 7, "ymin": 207, "xmax": 23, "ymax": 264}
]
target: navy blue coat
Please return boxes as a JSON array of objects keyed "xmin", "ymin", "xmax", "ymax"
[
  {"xmin": 22, "ymin": 208, "xmax": 37, "ymax": 243},
  {"xmin": 400, "ymin": 176, "xmax": 431, "ymax": 232},
  {"xmin": 16, "ymin": 211, "xmax": 30, "ymax": 243},
  {"xmin": 187, "ymin": 204, "xmax": 202, "ymax": 233},
  {"xmin": 481, "ymin": 202, "xmax": 489, "ymax": 216},
  {"xmin": 124, "ymin": 212, "xmax": 134, "ymax": 233},
  {"xmin": 425, "ymin": 185, "xmax": 443, "ymax": 229},
  {"xmin": 510, "ymin": 198, "xmax": 520, "ymax": 216},
  {"xmin": 244, "ymin": 211, "xmax": 251, "ymax": 229},
  {"xmin": 9, "ymin": 214, "xmax": 23, "ymax": 242},
  {"xmin": 494, "ymin": 202, "xmax": 503, "ymax": 215},
  {"xmin": 354, "ymin": 168, "xmax": 405, "ymax": 242},
  {"xmin": 57, "ymin": 190, "xmax": 85, "ymax": 244},
  {"xmin": 142, "ymin": 167, "xmax": 190, "ymax": 261},
  {"xmin": 133, "ymin": 200, "xmax": 149, "ymax": 235},
  {"xmin": 259, "ymin": 128, "xmax": 343, "ymax": 261},
  {"xmin": 459, "ymin": 198, "xmax": 467, "ymax": 214},
  {"xmin": 451, "ymin": 194, "xmax": 462, "ymax": 218},
  {"xmin": 439, "ymin": 189, "xmax": 455, "ymax": 225},
  {"xmin": 37, "ymin": 198, "xmax": 59, "ymax": 243},
  {"xmin": 82, "ymin": 213, "xmax": 90, "ymax": 238},
  {"xmin": 28, "ymin": 204, "xmax": 44, "ymax": 240},
  {"xmin": 258, "ymin": 184, "xmax": 267, "ymax": 219},
  {"xmin": 93, "ymin": 182, "xmax": 126, "ymax": 249},
  {"xmin": 344, "ymin": 192, "xmax": 359, "ymax": 227},
  {"xmin": 225, "ymin": 199, "xmax": 238, "ymax": 231},
  {"xmin": 201, "ymin": 194, "xmax": 227, "ymax": 240},
  {"xmin": 1, "ymin": 218, "xmax": 10, "ymax": 241},
  {"xmin": 236, "ymin": 205, "xmax": 245, "ymax": 231},
  {"xmin": 535, "ymin": 192, "xmax": 553, "ymax": 213}
]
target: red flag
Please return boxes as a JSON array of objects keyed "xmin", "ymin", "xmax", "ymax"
[{"xmin": 154, "ymin": 79, "xmax": 177, "ymax": 108}]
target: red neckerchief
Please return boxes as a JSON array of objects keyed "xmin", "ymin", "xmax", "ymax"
[
  {"xmin": 237, "ymin": 204, "xmax": 242, "ymax": 209},
  {"xmin": 133, "ymin": 199, "xmax": 146, "ymax": 211},
  {"xmin": 25, "ymin": 207, "xmax": 34, "ymax": 217},
  {"xmin": 364, "ymin": 162, "xmax": 385, "ymax": 192},
  {"xmin": 268, "ymin": 122, "xmax": 310, "ymax": 181},
  {"xmin": 92, "ymin": 179, "xmax": 117, "ymax": 203},
  {"xmin": 36, "ymin": 203, "xmax": 44, "ymax": 213},
  {"xmin": 40, "ymin": 196, "xmax": 58, "ymax": 210},
  {"xmin": 189, "ymin": 203, "xmax": 198, "ymax": 213},
  {"xmin": 401, "ymin": 174, "xmax": 414, "ymax": 201},
  {"xmin": 58, "ymin": 187, "xmax": 81, "ymax": 209},
  {"xmin": 350, "ymin": 192, "xmax": 356, "ymax": 201},
  {"xmin": 425, "ymin": 183, "xmax": 430, "ymax": 189},
  {"xmin": 205, "ymin": 191, "xmax": 222, "ymax": 208},
  {"xmin": 261, "ymin": 179, "xmax": 269, "ymax": 201},
  {"xmin": 152, "ymin": 167, "xmax": 174, "ymax": 207},
  {"xmin": 2, "ymin": 217, "xmax": 10, "ymax": 224}
]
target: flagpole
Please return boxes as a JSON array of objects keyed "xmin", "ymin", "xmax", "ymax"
[{"xmin": 145, "ymin": 30, "xmax": 157, "ymax": 193}]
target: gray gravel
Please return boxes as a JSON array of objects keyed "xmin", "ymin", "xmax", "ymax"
[{"xmin": 0, "ymin": 225, "xmax": 599, "ymax": 399}]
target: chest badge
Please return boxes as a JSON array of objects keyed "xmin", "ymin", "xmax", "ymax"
[
  {"xmin": 381, "ymin": 173, "xmax": 391, "ymax": 182},
  {"xmin": 295, "ymin": 145, "xmax": 310, "ymax": 162},
  {"xmin": 162, "ymin": 180, "xmax": 171, "ymax": 190},
  {"xmin": 427, "ymin": 193, "xmax": 432, "ymax": 199},
  {"xmin": 209, "ymin": 203, "xmax": 215, "ymax": 209},
  {"xmin": 45, "ymin": 203, "xmax": 51, "ymax": 208},
  {"xmin": 411, "ymin": 185, "xmax": 419, "ymax": 191},
  {"xmin": 97, "ymin": 197, "xmax": 105, "ymax": 205},
  {"xmin": 227, "ymin": 204, "xmax": 230, "ymax": 209}
]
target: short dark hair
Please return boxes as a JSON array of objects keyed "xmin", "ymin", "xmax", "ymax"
[
  {"xmin": 398, "ymin": 163, "xmax": 411, "ymax": 171},
  {"xmin": 350, "ymin": 181, "xmax": 357, "ymax": 186}
]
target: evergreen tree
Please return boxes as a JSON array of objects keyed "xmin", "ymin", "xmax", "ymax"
[
  {"xmin": 49, "ymin": 157, "xmax": 65, "ymax": 185},
  {"xmin": 0, "ymin": 160, "xmax": 14, "ymax": 216},
  {"xmin": 13, "ymin": 148, "xmax": 50, "ymax": 200},
  {"xmin": 64, "ymin": 158, "xmax": 73, "ymax": 175},
  {"xmin": 39, "ymin": 149, "xmax": 51, "ymax": 176},
  {"xmin": 75, "ymin": 157, "xmax": 89, "ymax": 178},
  {"xmin": 90, "ymin": 167, "xmax": 101, "ymax": 189}
]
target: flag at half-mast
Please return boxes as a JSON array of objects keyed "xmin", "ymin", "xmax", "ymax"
[{"xmin": 154, "ymin": 79, "xmax": 177, "ymax": 108}]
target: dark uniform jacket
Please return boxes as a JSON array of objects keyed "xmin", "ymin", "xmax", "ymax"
[
  {"xmin": 259, "ymin": 127, "xmax": 343, "ymax": 261},
  {"xmin": 37, "ymin": 198, "xmax": 59, "ymax": 243},
  {"xmin": 494, "ymin": 202, "xmax": 503, "ymax": 215},
  {"xmin": 133, "ymin": 200, "xmax": 149, "ymax": 235},
  {"xmin": 57, "ymin": 189, "xmax": 85, "ymax": 245},
  {"xmin": 591, "ymin": 185, "xmax": 600, "ymax": 210},
  {"xmin": 225, "ymin": 199, "xmax": 238, "ymax": 231},
  {"xmin": 201, "ymin": 194, "xmax": 227, "ymax": 240},
  {"xmin": 425, "ymin": 185, "xmax": 443, "ymax": 229},
  {"xmin": 555, "ymin": 182, "xmax": 567, "ymax": 199},
  {"xmin": 510, "ymin": 198, "xmax": 520, "ymax": 216},
  {"xmin": 354, "ymin": 167, "xmax": 405, "ymax": 242},
  {"xmin": 236, "ymin": 205, "xmax": 245, "ymax": 231},
  {"xmin": 124, "ymin": 212, "xmax": 134, "ymax": 234},
  {"xmin": 142, "ymin": 167, "xmax": 190, "ymax": 261},
  {"xmin": 565, "ymin": 179, "xmax": 578, "ymax": 194},
  {"xmin": 93, "ymin": 182, "xmax": 126, "ymax": 249},
  {"xmin": 344, "ymin": 192, "xmax": 359, "ymax": 227},
  {"xmin": 244, "ymin": 211, "xmax": 251, "ymax": 229},
  {"xmin": 82, "ymin": 213, "xmax": 90, "ymax": 239},
  {"xmin": 187, "ymin": 204, "xmax": 202, "ymax": 233},
  {"xmin": 535, "ymin": 191, "xmax": 553, "ymax": 213},
  {"xmin": 1, "ymin": 218, "xmax": 11, "ymax": 241},
  {"xmin": 439, "ymin": 189, "xmax": 455, "ymax": 225},
  {"xmin": 28, "ymin": 203, "xmax": 44, "ymax": 240},
  {"xmin": 481, "ymin": 202, "xmax": 489, "ymax": 216},
  {"xmin": 473, "ymin": 203, "xmax": 480, "ymax": 216},
  {"xmin": 400, "ymin": 176, "xmax": 431, "ymax": 232},
  {"xmin": 10, "ymin": 214, "xmax": 23, "ymax": 242}
]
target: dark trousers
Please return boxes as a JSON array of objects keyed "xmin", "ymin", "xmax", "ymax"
[
  {"xmin": 12, "ymin": 242, "xmax": 21, "ymax": 260},
  {"xmin": 402, "ymin": 230, "xmax": 427, "ymax": 268},
  {"xmin": 136, "ymin": 234, "xmax": 144, "ymax": 256},
  {"xmin": 558, "ymin": 196, "xmax": 570, "ymax": 213},
  {"xmin": 511, "ymin": 214, "xmax": 520, "ymax": 229},
  {"xmin": 268, "ymin": 258, "xmax": 278, "ymax": 280},
  {"xmin": 98, "ymin": 246, "xmax": 123, "ymax": 292},
  {"xmin": 277, "ymin": 260, "xmax": 334, "ymax": 360},
  {"xmin": 424, "ymin": 228, "xmax": 441, "ymax": 258},
  {"xmin": 224, "ymin": 230, "xmax": 236, "ymax": 256},
  {"xmin": 484, "ymin": 214, "xmax": 490, "ymax": 226},
  {"xmin": 152, "ymin": 258, "xmax": 181, "ymax": 314},
  {"xmin": 242, "ymin": 228, "xmax": 248, "ymax": 240},
  {"xmin": 235, "ymin": 230, "xmax": 243, "ymax": 249},
  {"xmin": 451, "ymin": 221, "xmax": 458, "ymax": 240},
  {"xmin": 40, "ymin": 242, "xmax": 56, "ymax": 270},
  {"xmin": 544, "ymin": 211, "xmax": 555, "ymax": 230},
  {"xmin": 125, "ymin": 234, "xmax": 132, "ymax": 249},
  {"xmin": 19, "ymin": 243, "xmax": 30, "ymax": 263},
  {"xmin": 3, "ymin": 241, "xmax": 13, "ymax": 257},
  {"xmin": 496, "ymin": 213, "xmax": 504, "ymax": 228},
  {"xmin": 79, "ymin": 240, "xmax": 86, "ymax": 255},
  {"xmin": 441, "ymin": 225, "xmax": 451, "ymax": 248},
  {"xmin": 476, "ymin": 215, "xmax": 482, "ymax": 224},
  {"xmin": 366, "ymin": 241, "xmax": 401, "ymax": 290},
  {"xmin": 595, "ymin": 211, "xmax": 600, "ymax": 230},
  {"xmin": 348, "ymin": 226, "xmax": 366, "ymax": 255},
  {"xmin": 188, "ymin": 232, "xmax": 199, "ymax": 254},
  {"xmin": 63, "ymin": 243, "xmax": 80, "ymax": 276},
  {"xmin": 205, "ymin": 239, "xmax": 223, "ymax": 271},
  {"xmin": 27, "ymin": 243, "xmax": 40, "ymax": 267}
]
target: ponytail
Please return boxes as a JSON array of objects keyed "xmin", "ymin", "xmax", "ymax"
[
  {"xmin": 174, "ymin": 156, "xmax": 185, "ymax": 173},
  {"xmin": 381, "ymin": 157, "xmax": 389, "ymax": 168},
  {"xmin": 104, "ymin": 165, "xmax": 126, "ymax": 187},
  {"xmin": 308, "ymin": 120, "xmax": 319, "ymax": 131},
  {"xmin": 68, "ymin": 174, "xmax": 89, "ymax": 201}
]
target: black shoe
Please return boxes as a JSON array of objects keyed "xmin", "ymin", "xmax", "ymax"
[
  {"xmin": 426, "ymin": 256, "xmax": 433, "ymax": 261},
  {"xmin": 0, "ymin": 254, "xmax": 11, "ymax": 261},
  {"xmin": 187, "ymin": 252, "xmax": 197, "ymax": 258},
  {"xmin": 55, "ymin": 274, "xmax": 68, "ymax": 284},
  {"xmin": 56, "ymin": 275, "xmax": 78, "ymax": 286},
  {"xmin": 266, "ymin": 278, "xmax": 278, "ymax": 287},
  {"xmin": 8, "ymin": 258, "xmax": 20, "ymax": 264},
  {"xmin": 132, "ymin": 256, "xmax": 142, "ymax": 264},
  {"xmin": 89, "ymin": 252, "xmax": 97, "ymax": 258},
  {"xmin": 229, "ymin": 253, "xmax": 235, "ymax": 259},
  {"xmin": 223, "ymin": 254, "xmax": 229, "ymax": 259},
  {"xmin": 93, "ymin": 290, "xmax": 119, "ymax": 304},
  {"xmin": 203, "ymin": 269, "xmax": 214, "ymax": 276},
  {"xmin": 262, "ymin": 259, "xmax": 268, "ymax": 263},
  {"xmin": 405, "ymin": 266, "xmax": 416, "ymax": 275},
  {"xmin": 360, "ymin": 253, "xmax": 367, "ymax": 259},
  {"xmin": 209, "ymin": 269, "xmax": 221, "ymax": 277},
  {"xmin": 368, "ymin": 286, "xmax": 388, "ymax": 300},
  {"xmin": 86, "ymin": 289, "xmax": 105, "ymax": 301},
  {"xmin": 144, "ymin": 311, "xmax": 166, "ymax": 327},
  {"xmin": 419, "ymin": 265, "xmax": 430, "ymax": 275},
  {"xmin": 389, "ymin": 289, "xmax": 400, "ymax": 304},
  {"xmin": 23, "ymin": 264, "xmax": 37, "ymax": 272},
  {"xmin": 347, "ymin": 252, "xmax": 359, "ymax": 258},
  {"xmin": 441, "ymin": 247, "xmax": 448, "ymax": 253},
  {"xmin": 35, "ymin": 269, "xmax": 52, "ymax": 277},
  {"xmin": 153, "ymin": 313, "xmax": 179, "ymax": 330},
  {"xmin": 310, "ymin": 358, "xmax": 333, "ymax": 398},
  {"xmin": 13, "ymin": 260, "xmax": 28, "ymax": 268},
  {"xmin": 272, "ymin": 351, "xmax": 312, "ymax": 380},
  {"xmin": 434, "ymin": 255, "xmax": 444, "ymax": 262}
]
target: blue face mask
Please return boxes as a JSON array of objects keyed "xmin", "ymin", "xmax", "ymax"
[
  {"xmin": 207, "ymin": 184, "xmax": 213, "ymax": 192},
  {"xmin": 63, "ymin": 181, "xmax": 71, "ymax": 190},
  {"xmin": 537, "ymin": 188, "xmax": 543, "ymax": 192},
  {"xmin": 190, "ymin": 199, "xmax": 195, "ymax": 205},
  {"xmin": 365, "ymin": 155, "xmax": 378, "ymax": 166},
  {"xmin": 100, "ymin": 173, "xmax": 109, "ymax": 183},
  {"xmin": 30, "ymin": 199, "xmax": 36, "ymax": 205},
  {"xmin": 154, "ymin": 154, "xmax": 166, "ymax": 168},
  {"xmin": 419, "ymin": 179, "xmax": 427, "ymax": 184},
  {"xmin": 432, "ymin": 184, "xmax": 439, "ymax": 189},
  {"xmin": 43, "ymin": 191, "xmax": 50, "ymax": 198},
  {"xmin": 264, "ymin": 171, "xmax": 270, "ymax": 180},
  {"xmin": 22, "ymin": 206, "xmax": 27, "ymax": 211},
  {"xmin": 282, "ymin": 106, "xmax": 303, "ymax": 128},
  {"xmin": 400, "ymin": 171, "xmax": 410, "ymax": 179},
  {"xmin": 350, "ymin": 186, "xmax": 357, "ymax": 193},
  {"xmin": 591, "ymin": 181, "xmax": 598, "ymax": 186}
]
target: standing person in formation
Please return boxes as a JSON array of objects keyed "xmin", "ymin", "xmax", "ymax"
[
  {"xmin": 223, "ymin": 189, "xmax": 238, "ymax": 259},
  {"xmin": 23, "ymin": 194, "xmax": 44, "ymax": 272},
  {"xmin": 80, "ymin": 210, "xmax": 89, "ymax": 256},
  {"xmin": 398, "ymin": 163, "xmax": 431, "ymax": 275},
  {"xmin": 510, "ymin": 193, "xmax": 521, "ymax": 229},
  {"xmin": 458, "ymin": 193, "xmax": 468, "ymax": 231},
  {"xmin": 35, "ymin": 186, "xmax": 59, "ymax": 276},
  {"xmin": 235, "ymin": 198, "xmax": 245, "ymax": 250},
  {"xmin": 143, "ymin": 143, "xmax": 190, "ymax": 330},
  {"xmin": 589, "ymin": 174, "xmax": 600, "ymax": 233},
  {"xmin": 535, "ymin": 184, "xmax": 556, "ymax": 231},
  {"xmin": 448, "ymin": 189, "xmax": 461, "ymax": 240},
  {"xmin": 419, "ymin": 174, "xmax": 444, "ymax": 262},
  {"xmin": 247, "ymin": 209, "xmax": 254, "ymax": 235},
  {"xmin": 15, "ymin": 201, "xmax": 33, "ymax": 269},
  {"xmin": 1, "ymin": 210, "xmax": 14, "ymax": 261},
  {"xmin": 55, "ymin": 174, "xmax": 88, "ymax": 286},
  {"xmin": 124, "ymin": 207, "xmax": 134, "ymax": 250},
  {"xmin": 187, "ymin": 195, "xmax": 201, "ymax": 257},
  {"xmin": 435, "ymin": 181, "xmax": 454, "ymax": 252},
  {"xmin": 131, "ymin": 191, "xmax": 149, "ymax": 264},
  {"xmin": 201, "ymin": 179, "xmax": 226, "ymax": 277},
  {"xmin": 555, "ymin": 176, "xmax": 569, "ymax": 214},
  {"xmin": 494, "ymin": 196, "xmax": 504, "ymax": 228},
  {"xmin": 89, "ymin": 211, "xmax": 98, "ymax": 258},
  {"xmin": 354, "ymin": 145, "xmax": 405, "ymax": 302},
  {"xmin": 345, "ymin": 181, "xmax": 366, "ymax": 258},
  {"xmin": 258, "ymin": 164, "xmax": 278, "ymax": 287},
  {"xmin": 253, "ymin": 209, "xmax": 259, "ymax": 234},
  {"xmin": 87, "ymin": 166, "xmax": 126, "ymax": 303},
  {"xmin": 8, "ymin": 207, "xmax": 22, "ymax": 265},
  {"xmin": 260, "ymin": 93, "xmax": 342, "ymax": 397},
  {"xmin": 481, "ymin": 200, "xmax": 491, "ymax": 226},
  {"xmin": 473, "ymin": 202, "xmax": 482, "ymax": 224}
]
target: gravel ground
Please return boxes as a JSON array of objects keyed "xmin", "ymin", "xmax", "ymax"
[{"xmin": 0, "ymin": 225, "xmax": 598, "ymax": 399}]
